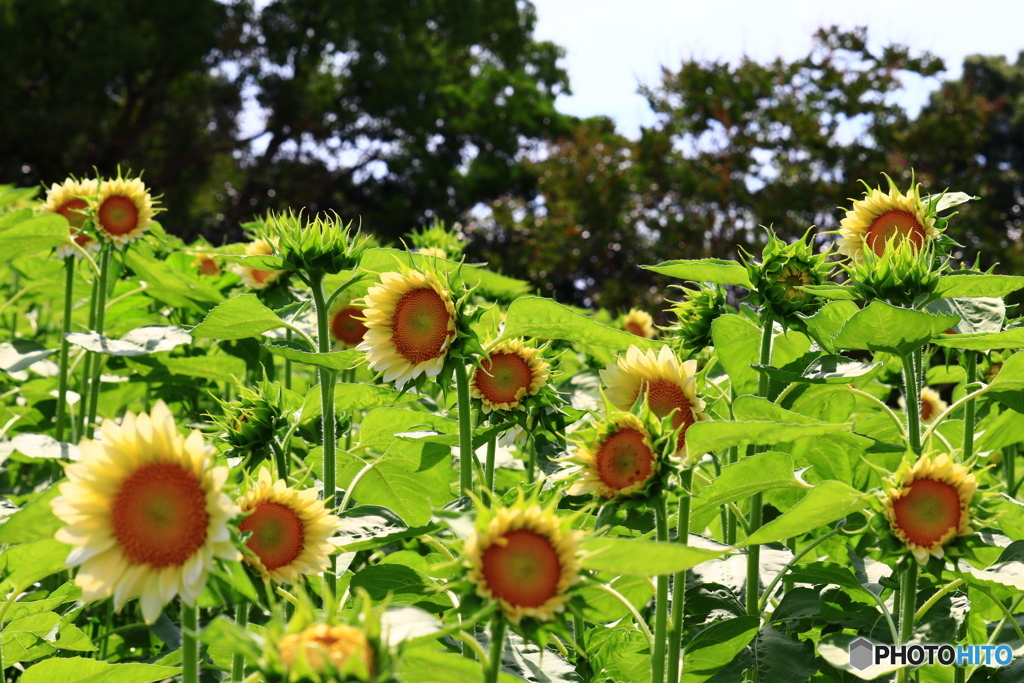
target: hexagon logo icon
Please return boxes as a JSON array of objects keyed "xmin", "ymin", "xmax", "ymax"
[{"xmin": 849, "ymin": 637, "xmax": 874, "ymax": 671}]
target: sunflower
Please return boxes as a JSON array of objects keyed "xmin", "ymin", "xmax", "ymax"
[
  {"xmin": 417, "ymin": 246, "xmax": 448, "ymax": 259},
  {"xmin": 233, "ymin": 238, "xmax": 285, "ymax": 290},
  {"xmin": 837, "ymin": 179, "xmax": 938, "ymax": 261},
  {"xmin": 328, "ymin": 297, "xmax": 368, "ymax": 349},
  {"xmin": 898, "ymin": 387, "xmax": 948, "ymax": 425},
  {"xmin": 279, "ymin": 623, "xmax": 375, "ymax": 681},
  {"xmin": 40, "ymin": 177, "xmax": 100, "ymax": 259},
  {"xmin": 470, "ymin": 340, "xmax": 549, "ymax": 413},
  {"xmin": 465, "ymin": 502, "xmax": 582, "ymax": 623},
  {"xmin": 622, "ymin": 309, "xmax": 655, "ymax": 339},
  {"xmin": 599, "ymin": 345, "xmax": 709, "ymax": 454},
  {"xmin": 566, "ymin": 413, "xmax": 659, "ymax": 499},
  {"xmin": 94, "ymin": 175, "xmax": 156, "ymax": 247},
  {"xmin": 357, "ymin": 268, "xmax": 457, "ymax": 389},
  {"xmin": 50, "ymin": 401, "xmax": 237, "ymax": 624},
  {"xmin": 191, "ymin": 253, "xmax": 222, "ymax": 277},
  {"xmin": 883, "ymin": 453, "xmax": 976, "ymax": 564},
  {"xmin": 237, "ymin": 468, "xmax": 341, "ymax": 583},
  {"xmin": 773, "ymin": 264, "xmax": 813, "ymax": 302}
]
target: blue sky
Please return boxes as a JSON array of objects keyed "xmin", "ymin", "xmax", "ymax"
[{"xmin": 532, "ymin": 0, "xmax": 1024, "ymax": 137}]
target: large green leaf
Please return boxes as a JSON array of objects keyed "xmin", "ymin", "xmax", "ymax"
[
  {"xmin": 685, "ymin": 419, "xmax": 850, "ymax": 458},
  {"xmin": 0, "ymin": 487, "xmax": 62, "ymax": 543},
  {"xmin": 586, "ymin": 626, "xmax": 650, "ymax": 683},
  {"xmin": 752, "ymin": 625, "xmax": 819, "ymax": 683},
  {"xmin": 123, "ymin": 250, "xmax": 224, "ymax": 310},
  {"xmin": 579, "ymin": 537, "xmax": 725, "ymax": 576},
  {"xmin": 349, "ymin": 564, "xmax": 442, "ymax": 607},
  {"xmin": 357, "ymin": 407, "xmax": 457, "ymax": 450},
  {"xmin": 752, "ymin": 355, "xmax": 880, "ymax": 386},
  {"xmin": 976, "ymin": 410, "xmax": 1024, "ymax": 453},
  {"xmin": 799, "ymin": 300, "xmax": 860, "ymax": 354},
  {"xmin": 641, "ymin": 258, "xmax": 753, "ymax": 288},
  {"xmin": 498, "ymin": 296, "xmax": 661, "ymax": 351},
  {"xmin": 925, "ymin": 296, "xmax": 1004, "ymax": 334},
  {"xmin": 263, "ymin": 340, "xmax": 362, "ymax": 370},
  {"xmin": 20, "ymin": 657, "xmax": 179, "ymax": 683},
  {"xmin": 0, "ymin": 214, "xmax": 68, "ymax": 262},
  {"xmin": 680, "ymin": 616, "xmax": 760, "ymax": 683},
  {"xmin": 65, "ymin": 326, "xmax": 192, "ymax": 356},
  {"xmin": 934, "ymin": 274, "xmax": 1024, "ymax": 299},
  {"xmin": 931, "ymin": 327, "xmax": 1024, "ymax": 350},
  {"xmin": 741, "ymin": 481, "xmax": 869, "ymax": 546},
  {"xmin": 711, "ymin": 314, "xmax": 761, "ymax": 396},
  {"xmin": 690, "ymin": 451, "xmax": 812, "ymax": 529},
  {"xmin": 191, "ymin": 294, "xmax": 287, "ymax": 340},
  {"xmin": 398, "ymin": 648, "xmax": 522, "ymax": 683},
  {"xmin": 0, "ymin": 538, "xmax": 70, "ymax": 589},
  {"xmin": 987, "ymin": 349, "xmax": 1024, "ymax": 413},
  {"xmin": 300, "ymin": 383, "xmax": 417, "ymax": 425},
  {"xmin": 156, "ymin": 355, "xmax": 246, "ymax": 383},
  {"xmin": 832, "ymin": 301, "xmax": 958, "ymax": 355},
  {"xmin": 350, "ymin": 440, "xmax": 452, "ymax": 526}
]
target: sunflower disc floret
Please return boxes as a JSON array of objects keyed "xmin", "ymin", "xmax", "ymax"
[
  {"xmin": 470, "ymin": 339, "xmax": 549, "ymax": 413},
  {"xmin": 565, "ymin": 412, "xmax": 661, "ymax": 500},
  {"xmin": 328, "ymin": 296, "xmax": 369, "ymax": 349},
  {"xmin": 94, "ymin": 173, "xmax": 158, "ymax": 247},
  {"xmin": 838, "ymin": 176, "xmax": 938, "ymax": 262},
  {"xmin": 51, "ymin": 401, "xmax": 238, "ymax": 623}
]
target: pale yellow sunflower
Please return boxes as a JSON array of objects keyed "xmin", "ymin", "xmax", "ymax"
[
  {"xmin": 357, "ymin": 268, "xmax": 457, "ymax": 389},
  {"xmin": 40, "ymin": 177, "xmax": 101, "ymax": 259},
  {"xmin": 622, "ymin": 309, "xmax": 655, "ymax": 339},
  {"xmin": 233, "ymin": 238, "xmax": 285, "ymax": 290},
  {"xmin": 883, "ymin": 453, "xmax": 976, "ymax": 564},
  {"xmin": 837, "ymin": 180, "xmax": 938, "ymax": 261},
  {"xmin": 599, "ymin": 345, "xmax": 709, "ymax": 454},
  {"xmin": 237, "ymin": 468, "xmax": 341, "ymax": 583},
  {"xmin": 328, "ymin": 297, "xmax": 369, "ymax": 349},
  {"xmin": 898, "ymin": 386, "xmax": 948, "ymax": 425},
  {"xmin": 566, "ymin": 413, "xmax": 659, "ymax": 499},
  {"xmin": 279, "ymin": 623, "xmax": 375, "ymax": 681},
  {"xmin": 470, "ymin": 340, "xmax": 549, "ymax": 413},
  {"xmin": 191, "ymin": 253, "xmax": 222, "ymax": 277},
  {"xmin": 50, "ymin": 401, "xmax": 238, "ymax": 624},
  {"xmin": 417, "ymin": 246, "xmax": 447, "ymax": 259},
  {"xmin": 94, "ymin": 175, "xmax": 157, "ymax": 247},
  {"xmin": 465, "ymin": 502, "xmax": 582, "ymax": 623}
]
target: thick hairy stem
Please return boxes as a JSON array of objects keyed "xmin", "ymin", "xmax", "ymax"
[
  {"xmin": 745, "ymin": 314, "xmax": 773, "ymax": 617},
  {"xmin": 55, "ymin": 256, "xmax": 75, "ymax": 442},
  {"xmin": 962, "ymin": 352, "xmax": 978, "ymax": 462},
  {"xmin": 485, "ymin": 434, "xmax": 497, "ymax": 493},
  {"xmin": 901, "ymin": 353, "xmax": 923, "ymax": 456},
  {"xmin": 485, "ymin": 612, "xmax": 507, "ymax": 683},
  {"xmin": 895, "ymin": 562, "xmax": 919, "ymax": 683},
  {"xmin": 309, "ymin": 271, "xmax": 338, "ymax": 595},
  {"xmin": 182, "ymin": 602, "xmax": 200, "ymax": 683},
  {"xmin": 232, "ymin": 601, "xmax": 250, "ymax": 682},
  {"xmin": 667, "ymin": 469, "xmax": 693, "ymax": 683},
  {"xmin": 652, "ymin": 496, "xmax": 670, "ymax": 683},
  {"xmin": 454, "ymin": 361, "xmax": 474, "ymax": 497}
]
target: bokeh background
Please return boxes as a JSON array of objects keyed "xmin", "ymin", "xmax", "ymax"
[{"xmin": 4, "ymin": 0, "xmax": 1024, "ymax": 313}]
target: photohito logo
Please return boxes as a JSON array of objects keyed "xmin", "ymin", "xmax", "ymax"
[{"xmin": 848, "ymin": 638, "xmax": 1014, "ymax": 670}]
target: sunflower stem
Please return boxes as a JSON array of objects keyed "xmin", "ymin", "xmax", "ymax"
[
  {"xmin": 574, "ymin": 613, "xmax": 590, "ymax": 683},
  {"xmin": 284, "ymin": 328, "xmax": 293, "ymax": 391},
  {"xmin": 485, "ymin": 435, "xmax": 497, "ymax": 493},
  {"xmin": 896, "ymin": 561, "xmax": 918, "ymax": 683},
  {"xmin": 485, "ymin": 611, "xmax": 507, "ymax": 683},
  {"xmin": 309, "ymin": 270, "xmax": 338, "ymax": 595},
  {"xmin": 1007, "ymin": 447, "xmax": 1018, "ymax": 499},
  {"xmin": 745, "ymin": 312, "xmax": 773, "ymax": 618},
  {"xmin": 55, "ymin": 256, "xmax": 75, "ymax": 443},
  {"xmin": 960, "ymin": 351, "xmax": 978, "ymax": 463},
  {"xmin": 232, "ymin": 601, "xmax": 249, "ymax": 682},
  {"xmin": 901, "ymin": 352, "xmax": 923, "ymax": 456},
  {"xmin": 667, "ymin": 468, "xmax": 693, "ymax": 683},
  {"xmin": 77, "ymin": 254, "xmax": 102, "ymax": 438},
  {"xmin": 652, "ymin": 495, "xmax": 670, "ymax": 683},
  {"xmin": 85, "ymin": 244, "xmax": 113, "ymax": 431},
  {"xmin": 724, "ymin": 447, "xmax": 737, "ymax": 545},
  {"xmin": 182, "ymin": 602, "xmax": 200, "ymax": 683},
  {"xmin": 454, "ymin": 360, "xmax": 475, "ymax": 497}
]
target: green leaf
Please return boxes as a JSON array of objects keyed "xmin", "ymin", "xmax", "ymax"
[
  {"xmin": 752, "ymin": 625, "xmax": 818, "ymax": 683},
  {"xmin": 934, "ymin": 274, "xmax": 1024, "ymax": 299},
  {"xmin": 0, "ymin": 341, "xmax": 57, "ymax": 374},
  {"xmin": 752, "ymin": 355, "xmax": 880, "ymax": 385},
  {"xmin": 263, "ymin": 340, "xmax": 362, "ymax": 370},
  {"xmin": 123, "ymin": 251, "xmax": 224, "ymax": 310},
  {"xmin": 398, "ymin": 647, "xmax": 522, "ymax": 683},
  {"xmin": 357, "ymin": 407, "xmax": 457, "ymax": 450},
  {"xmin": 741, "ymin": 481, "xmax": 869, "ymax": 546},
  {"xmin": 499, "ymin": 296, "xmax": 662, "ymax": 351},
  {"xmin": 350, "ymin": 440, "xmax": 452, "ymax": 526},
  {"xmin": 925, "ymin": 297, "xmax": 1004, "ymax": 334},
  {"xmin": 690, "ymin": 451, "xmax": 812, "ymax": 527},
  {"xmin": 786, "ymin": 562, "xmax": 876, "ymax": 597},
  {"xmin": 349, "ymin": 564, "xmax": 441, "ymax": 607},
  {"xmin": 976, "ymin": 410, "xmax": 1024, "ymax": 453},
  {"xmin": 579, "ymin": 537, "xmax": 725, "ymax": 576},
  {"xmin": 0, "ymin": 487, "xmax": 62, "ymax": 543},
  {"xmin": 66, "ymin": 326, "xmax": 192, "ymax": 356},
  {"xmin": 6, "ymin": 583, "xmax": 80, "ymax": 621},
  {"xmin": 300, "ymin": 383, "xmax": 416, "ymax": 426},
  {"xmin": 833, "ymin": 301, "xmax": 958, "ymax": 355},
  {"xmin": 711, "ymin": 314, "xmax": 761, "ymax": 396},
  {"xmin": 931, "ymin": 327, "xmax": 1024, "ymax": 350},
  {"xmin": 0, "ymin": 215, "xmax": 68, "ymax": 262},
  {"xmin": 586, "ymin": 626, "xmax": 650, "ymax": 683},
  {"xmin": 795, "ymin": 283, "xmax": 859, "ymax": 300},
  {"xmin": 684, "ymin": 419, "xmax": 850, "ymax": 458},
  {"xmin": 798, "ymin": 300, "xmax": 860, "ymax": 354},
  {"xmin": 577, "ymin": 574, "xmax": 653, "ymax": 623},
  {"xmin": 0, "ymin": 538, "xmax": 70, "ymax": 589},
  {"xmin": 20, "ymin": 656, "xmax": 180, "ymax": 683},
  {"xmin": 987, "ymin": 350, "xmax": 1024, "ymax": 413},
  {"xmin": 641, "ymin": 258, "xmax": 753, "ymax": 288},
  {"xmin": 157, "ymin": 355, "xmax": 247, "ymax": 383},
  {"xmin": 679, "ymin": 616, "xmax": 760, "ymax": 683},
  {"xmin": 191, "ymin": 294, "xmax": 287, "ymax": 340}
]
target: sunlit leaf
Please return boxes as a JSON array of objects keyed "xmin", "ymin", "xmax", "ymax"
[
  {"xmin": 66, "ymin": 326, "xmax": 192, "ymax": 356},
  {"xmin": 579, "ymin": 537, "xmax": 725, "ymax": 576},
  {"xmin": 741, "ymin": 481, "xmax": 869, "ymax": 546},
  {"xmin": 833, "ymin": 301, "xmax": 958, "ymax": 356},
  {"xmin": 191, "ymin": 294, "xmax": 287, "ymax": 339},
  {"xmin": 641, "ymin": 258, "xmax": 753, "ymax": 288}
]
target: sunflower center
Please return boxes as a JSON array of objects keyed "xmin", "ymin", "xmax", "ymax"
[
  {"xmin": 892, "ymin": 478, "xmax": 962, "ymax": 548},
  {"xmin": 391, "ymin": 287, "xmax": 452, "ymax": 364},
  {"xmin": 481, "ymin": 529, "xmax": 562, "ymax": 608},
  {"xmin": 239, "ymin": 500, "xmax": 305, "ymax": 571},
  {"xmin": 250, "ymin": 269, "xmax": 275, "ymax": 284},
  {"xmin": 595, "ymin": 427, "xmax": 655, "ymax": 492},
  {"xmin": 865, "ymin": 209, "xmax": 925, "ymax": 256},
  {"xmin": 197, "ymin": 258, "xmax": 219, "ymax": 276},
  {"xmin": 331, "ymin": 306, "xmax": 368, "ymax": 345},
  {"xmin": 475, "ymin": 352, "xmax": 533, "ymax": 405},
  {"xmin": 643, "ymin": 379, "xmax": 695, "ymax": 448},
  {"xmin": 625, "ymin": 321, "xmax": 647, "ymax": 337},
  {"xmin": 920, "ymin": 398, "xmax": 936, "ymax": 423},
  {"xmin": 97, "ymin": 195, "xmax": 140, "ymax": 236},
  {"xmin": 58, "ymin": 199, "xmax": 89, "ymax": 230},
  {"xmin": 777, "ymin": 266, "xmax": 812, "ymax": 300},
  {"xmin": 110, "ymin": 463, "xmax": 210, "ymax": 568}
]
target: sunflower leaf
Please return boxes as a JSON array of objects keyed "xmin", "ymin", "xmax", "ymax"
[
  {"xmin": 987, "ymin": 349, "xmax": 1024, "ymax": 413},
  {"xmin": 931, "ymin": 327, "xmax": 1024, "ymax": 350},
  {"xmin": 191, "ymin": 294, "xmax": 288, "ymax": 340},
  {"xmin": 740, "ymin": 481, "xmax": 870, "ymax": 547},
  {"xmin": 832, "ymin": 301, "xmax": 958, "ymax": 356},
  {"xmin": 934, "ymin": 274, "xmax": 1024, "ymax": 299},
  {"xmin": 679, "ymin": 616, "xmax": 760, "ymax": 683},
  {"xmin": 684, "ymin": 419, "xmax": 851, "ymax": 458},
  {"xmin": 579, "ymin": 537, "xmax": 725, "ymax": 576},
  {"xmin": 497, "ymin": 296, "xmax": 662, "ymax": 352},
  {"xmin": 0, "ymin": 214, "xmax": 68, "ymax": 262},
  {"xmin": 262, "ymin": 340, "xmax": 362, "ymax": 370},
  {"xmin": 641, "ymin": 258, "xmax": 754, "ymax": 288}
]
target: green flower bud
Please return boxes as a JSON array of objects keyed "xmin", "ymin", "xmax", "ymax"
[
  {"xmin": 845, "ymin": 237, "xmax": 940, "ymax": 307},
  {"xmin": 213, "ymin": 380, "xmax": 286, "ymax": 453},
  {"xmin": 263, "ymin": 211, "xmax": 372, "ymax": 275},
  {"xmin": 407, "ymin": 219, "xmax": 466, "ymax": 260},
  {"xmin": 666, "ymin": 283, "xmax": 726, "ymax": 355},
  {"xmin": 742, "ymin": 229, "xmax": 833, "ymax": 320}
]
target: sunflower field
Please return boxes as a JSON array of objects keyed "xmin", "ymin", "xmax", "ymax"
[{"xmin": 1, "ymin": 173, "xmax": 1024, "ymax": 683}]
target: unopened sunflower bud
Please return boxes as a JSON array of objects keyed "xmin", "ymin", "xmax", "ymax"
[
  {"xmin": 666, "ymin": 283, "xmax": 726, "ymax": 354},
  {"xmin": 408, "ymin": 219, "xmax": 466, "ymax": 260},
  {"xmin": 265, "ymin": 211, "xmax": 372, "ymax": 275},
  {"xmin": 846, "ymin": 238, "xmax": 940, "ymax": 306},
  {"xmin": 743, "ymin": 229, "xmax": 832, "ymax": 320},
  {"xmin": 214, "ymin": 381, "xmax": 285, "ymax": 453}
]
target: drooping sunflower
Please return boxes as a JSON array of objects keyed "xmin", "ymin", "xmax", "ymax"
[
  {"xmin": 465, "ymin": 501, "xmax": 582, "ymax": 623},
  {"xmin": 357, "ymin": 267, "xmax": 457, "ymax": 389},
  {"xmin": 94, "ymin": 174, "xmax": 157, "ymax": 247},
  {"xmin": 898, "ymin": 387, "xmax": 948, "ymax": 425},
  {"xmin": 278, "ymin": 623, "xmax": 375, "ymax": 681},
  {"xmin": 328, "ymin": 297, "xmax": 369, "ymax": 349},
  {"xmin": 883, "ymin": 453, "xmax": 976, "ymax": 564},
  {"xmin": 237, "ymin": 468, "xmax": 341, "ymax": 583},
  {"xmin": 40, "ymin": 177, "xmax": 101, "ymax": 259},
  {"xmin": 233, "ymin": 238, "xmax": 285, "ymax": 290},
  {"xmin": 622, "ymin": 309, "xmax": 655, "ymax": 339},
  {"xmin": 837, "ymin": 178, "xmax": 938, "ymax": 261},
  {"xmin": 565, "ymin": 413, "xmax": 659, "ymax": 500},
  {"xmin": 599, "ymin": 345, "xmax": 709, "ymax": 454},
  {"xmin": 470, "ymin": 339, "xmax": 549, "ymax": 413},
  {"xmin": 50, "ymin": 402, "xmax": 237, "ymax": 624}
]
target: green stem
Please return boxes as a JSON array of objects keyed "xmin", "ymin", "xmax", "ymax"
[
  {"xmin": 485, "ymin": 612, "xmax": 507, "ymax": 683},
  {"xmin": 1007, "ymin": 447, "xmax": 1017, "ymax": 499},
  {"xmin": 757, "ymin": 522, "xmax": 846, "ymax": 614},
  {"xmin": 182, "ymin": 602, "xmax": 199, "ymax": 683},
  {"xmin": 85, "ymin": 244, "xmax": 112, "ymax": 430},
  {"xmin": 284, "ymin": 329, "xmax": 293, "ymax": 391},
  {"xmin": 745, "ymin": 313, "xmax": 773, "ymax": 617},
  {"xmin": 574, "ymin": 613, "xmax": 590, "ymax": 683},
  {"xmin": 485, "ymin": 434, "xmax": 496, "ymax": 493},
  {"xmin": 901, "ymin": 353, "xmax": 923, "ymax": 456},
  {"xmin": 915, "ymin": 579, "xmax": 965, "ymax": 623},
  {"xmin": 232, "ymin": 601, "xmax": 249, "ymax": 682},
  {"xmin": 667, "ymin": 470, "xmax": 693, "ymax": 683},
  {"xmin": 55, "ymin": 256, "xmax": 75, "ymax": 443},
  {"xmin": 76, "ymin": 257, "xmax": 101, "ymax": 437},
  {"xmin": 309, "ymin": 271, "xmax": 338, "ymax": 595},
  {"xmin": 271, "ymin": 440, "xmax": 288, "ymax": 480},
  {"xmin": 652, "ymin": 496, "xmax": 670, "ymax": 683},
  {"xmin": 454, "ymin": 361, "xmax": 474, "ymax": 497},
  {"xmin": 895, "ymin": 562, "xmax": 918, "ymax": 683},
  {"xmin": 724, "ymin": 447, "xmax": 737, "ymax": 545},
  {"xmin": 962, "ymin": 352, "xmax": 978, "ymax": 461}
]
